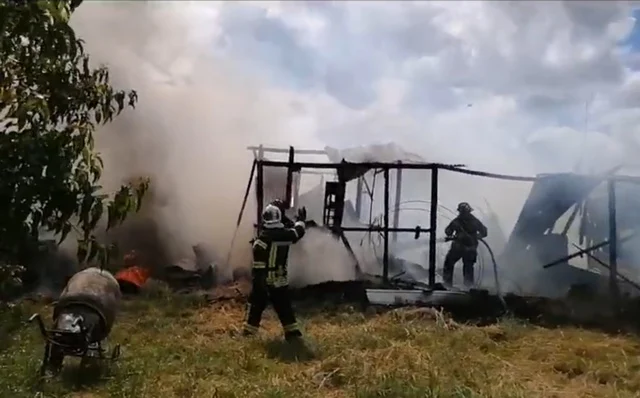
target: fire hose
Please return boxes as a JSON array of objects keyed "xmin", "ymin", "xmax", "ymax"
[
  {"xmin": 445, "ymin": 234, "xmax": 508, "ymax": 312},
  {"xmin": 478, "ymin": 237, "xmax": 508, "ymax": 312}
]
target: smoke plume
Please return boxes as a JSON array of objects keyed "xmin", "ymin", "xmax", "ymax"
[
  {"xmin": 62, "ymin": 2, "xmax": 640, "ymax": 299},
  {"xmin": 68, "ymin": 1, "xmax": 325, "ymax": 282}
]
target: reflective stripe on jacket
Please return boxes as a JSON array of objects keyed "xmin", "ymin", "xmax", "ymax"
[{"xmin": 252, "ymin": 221, "xmax": 306, "ymax": 287}]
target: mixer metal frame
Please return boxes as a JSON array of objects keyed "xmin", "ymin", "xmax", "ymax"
[{"xmin": 29, "ymin": 313, "xmax": 121, "ymax": 376}]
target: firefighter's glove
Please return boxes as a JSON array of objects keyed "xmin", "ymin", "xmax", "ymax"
[{"xmin": 295, "ymin": 207, "xmax": 307, "ymax": 222}]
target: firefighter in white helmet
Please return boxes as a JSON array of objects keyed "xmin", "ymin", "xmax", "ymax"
[{"xmin": 242, "ymin": 203, "xmax": 308, "ymax": 341}]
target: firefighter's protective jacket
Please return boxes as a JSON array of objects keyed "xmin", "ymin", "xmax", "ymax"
[
  {"xmin": 252, "ymin": 221, "xmax": 306, "ymax": 287},
  {"xmin": 444, "ymin": 214, "xmax": 488, "ymax": 249}
]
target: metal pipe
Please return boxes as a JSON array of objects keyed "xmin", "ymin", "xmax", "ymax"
[
  {"xmin": 225, "ymin": 158, "xmax": 258, "ymax": 266},
  {"xmin": 608, "ymin": 179, "xmax": 620, "ymax": 307},
  {"xmin": 293, "ymin": 174, "xmax": 300, "ymax": 209},
  {"xmin": 255, "ymin": 147, "xmax": 264, "ymax": 234},
  {"xmin": 560, "ymin": 204, "xmax": 581, "ymax": 236},
  {"xmin": 246, "ymin": 146, "xmax": 327, "ymax": 155},
  {"xmin": 571, "ymin": 243, "xmax": 640, "ymax": 293},
  {"xmin": 383, "ymin": 168, "xmax": 390, "ymax": 284},
  {"xmin": 259, "ymin": 160, "xmax": 464, "ymax": 171},
  {"xmin": 235, "ymin": 159, "xmax": 257, "ymax": 228},
  {"xmin": 393, "ymin": 162, "xmax": 403, "ymax": 243},
  {"xmin": 285, "ymin": 146, "xmax": 294, "ymax": 208},
  {"xmin": 355, "ymin": 177, "xmax": 363, "ymax": 220},
  {"xmin": 341, "ymin": 227, "xmax": 432, "ymax": 233},
  {"xmin": 252, "ymin": 153, "xmax": 640, "ymax": 183},
  {"xmin": 428, "ymin": 168, "xmax": 439, "ymax": 286},
  {"xmin": 542, "ymin": 231, "xmax": 636, "ymax": 269},
  {"xmin": 258, "ymin": 160, "xmax": 546, "ymax": 183},
  {"xmin": 300, "ymin": 170, "xmax": 335, "ymax": 176}
]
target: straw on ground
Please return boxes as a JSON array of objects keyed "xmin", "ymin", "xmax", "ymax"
[{"xmin": 1, "ymin": 289, "xmax": 640, "ymax": 398}]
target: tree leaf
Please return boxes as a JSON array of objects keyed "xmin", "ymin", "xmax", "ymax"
[{"xmin": 0, "ymin": 1, "xmax": 149, "ymax": 272}]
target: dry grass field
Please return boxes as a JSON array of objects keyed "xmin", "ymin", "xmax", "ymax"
[{"xmin": 1, "ymin": 284, "xmax": 640, "ymax": 398}]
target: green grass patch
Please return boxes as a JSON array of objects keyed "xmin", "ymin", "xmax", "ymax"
[{"xmin": 1, "ymin": 295, "xmax": 640, "ymax": 397}]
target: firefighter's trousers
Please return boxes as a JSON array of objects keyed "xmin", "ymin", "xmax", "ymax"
[
  {"xmin": 243, "ymin": 281, "xmax": 302, "ymax": 341},
  {"xmin": 443, "ymin": 245, "xmax": 478, "ymax": 287}
]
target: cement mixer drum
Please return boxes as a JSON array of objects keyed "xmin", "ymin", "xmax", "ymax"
[{"xmin": 54, "ymin": 267, "xmax": 122, "ymax": 342}]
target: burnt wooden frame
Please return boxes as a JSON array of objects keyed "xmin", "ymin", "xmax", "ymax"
[{"xmin": 248, "ymin": 145, "xmax": 634, "ymax": 301}]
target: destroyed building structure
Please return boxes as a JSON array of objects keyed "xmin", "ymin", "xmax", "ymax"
[
  {"xmin": 21, "ymin": 142, "xmax": 640, "ymax": 308},
  {"xmin": 239, "ymin": 143, "xmax": 640, "ymax": 306}
]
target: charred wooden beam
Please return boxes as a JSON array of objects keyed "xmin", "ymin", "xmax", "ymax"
[
  {"xmin": 393, "ymin": 162, "xmax": 403, "ymax": 243},
  {"xmin": 383, "ymin": 168, "xmax": 390, "ymax": 284},
  {"xmin": 355, "ymin": 177, "xmax": 363, "ymax": 220},
  {"xmin": 608, "ymin": 180, "xmax": 620, "ymax": 307},
  {"xmin": 428, "ymin": 168, "xmax": 439, "ymax": 286},
  {"xmin": 571, "ymin": 243, "xmax": 640, "ymax": 293},
  {"xmin": 255, "ymin": 147, "xmax": 264, "ymax": 233},
  {"xmin": 341, "ymin": 227, "xmax": 431, "ymax": 233},
  {"xmin": 246, "ymin": 146, "xmax": 327, "ymax": 155},
  {"xmin": 542, "ymin": 231, "xmax": 636, "ymax": 269},
  {"xmin": 285, "ymin": 146, "xmax": 294, "ymax": 208}
]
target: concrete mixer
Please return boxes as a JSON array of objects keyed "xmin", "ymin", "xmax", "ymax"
[{"xmin": 29, "ymin": 267, "xmax": 122, "ymax": 375}]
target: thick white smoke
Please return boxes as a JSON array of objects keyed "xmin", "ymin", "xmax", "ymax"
[
  {"xmin": 68, "ymin": 1, "xmax": 341, "ymax": 283},
  {"xmin": 60, "ymin": 1, "xmax": 640, "ymax": 298}
]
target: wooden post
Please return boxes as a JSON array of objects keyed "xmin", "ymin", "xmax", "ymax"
[
  {"xmin": 393, "ymin": 162, "xmax": 403, "ymax": 244},
  {"xmin": 255, "ymin": 145, "xmax": 264, "ymax": 233},
  {"xmin": 607, "ymin": 179, "xmax": 619, "ymax": 312},
  {"xmin": 428, "ymin": 168, "xmax": 439, "ymax": 286},
  {"xmin": 285, "ymin": 146, "xmax": 294, "ymax": 208},
  {"xmin": 383, "ymin": 168, "xmax": 390, "ymax": 284},
  {"xmin": 355, "ymin": 176, "xmax": 363, "ymax": 220}
]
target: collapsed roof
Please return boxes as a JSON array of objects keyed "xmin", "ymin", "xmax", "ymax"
[
  {"xmin": 324, "ymin": 143, "xmax": 430, "ymax": 182},
  {"xmin": 256, "ymin": 143, "xmax": 640, "ymax": 297}
]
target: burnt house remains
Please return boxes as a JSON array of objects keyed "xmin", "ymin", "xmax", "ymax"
[{"xmin": 235, "ymin": 144, "xmax": 640, "ymax": 312}]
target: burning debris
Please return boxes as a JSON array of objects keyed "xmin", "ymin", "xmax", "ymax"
[
  {"xmin": 162, "ymin": 243, "xmax": 218, "ymax": 291},
  {"xmin": 29, "ymin": 267, "xmax": 122, "ymax": 376},
  {"xmin": 107, "ymin": 243, "xmax": 220, "ymax": 296},
  {"xmin": 115, "ymin": 250, "xmax": 151, "ymax": 295}
]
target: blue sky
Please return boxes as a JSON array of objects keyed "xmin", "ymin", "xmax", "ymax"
[
  {"xmin": 201, "ymin": 2, "xmax": 640, "ymax": 175},
  {"xmin": 73, "ymin": 1, "xmax": 640, "ymax": 176},
  {"xmin": 63, "ymin": 1, "xmax": 640, "ymax": 286},
  {"xmin": 65, "ymin": 0, "xmax": 640, "ymax": 255},
  {"xmin": 622, "ymin": 8, "xmax": 640, "ymax": 51}
]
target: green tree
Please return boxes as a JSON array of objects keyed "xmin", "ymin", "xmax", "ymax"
[{"xmin": 0, "ymin": 0, "xmax": 148, "ymax": 292}]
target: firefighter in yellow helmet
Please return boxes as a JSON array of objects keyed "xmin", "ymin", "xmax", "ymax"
[{"xmin": 242, "ymin": 203, "xmax": 308, "ymax": 341}]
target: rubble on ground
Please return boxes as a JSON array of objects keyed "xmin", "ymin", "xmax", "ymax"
[{"xmin": 204, "ymin": 280, "xmax": 251, "ymax": 303}]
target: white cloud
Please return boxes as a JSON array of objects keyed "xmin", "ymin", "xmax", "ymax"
[
  {"xmin": 183, "ymin": 1, "xmax": 640, "ymax": 177},
  {"xmin": 81, "ymin": 1, "xmax": 640, "ymax": 176},
  {"xmin": 66, "ymin": 1, "xmax": 640, "ymax": 277}
]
